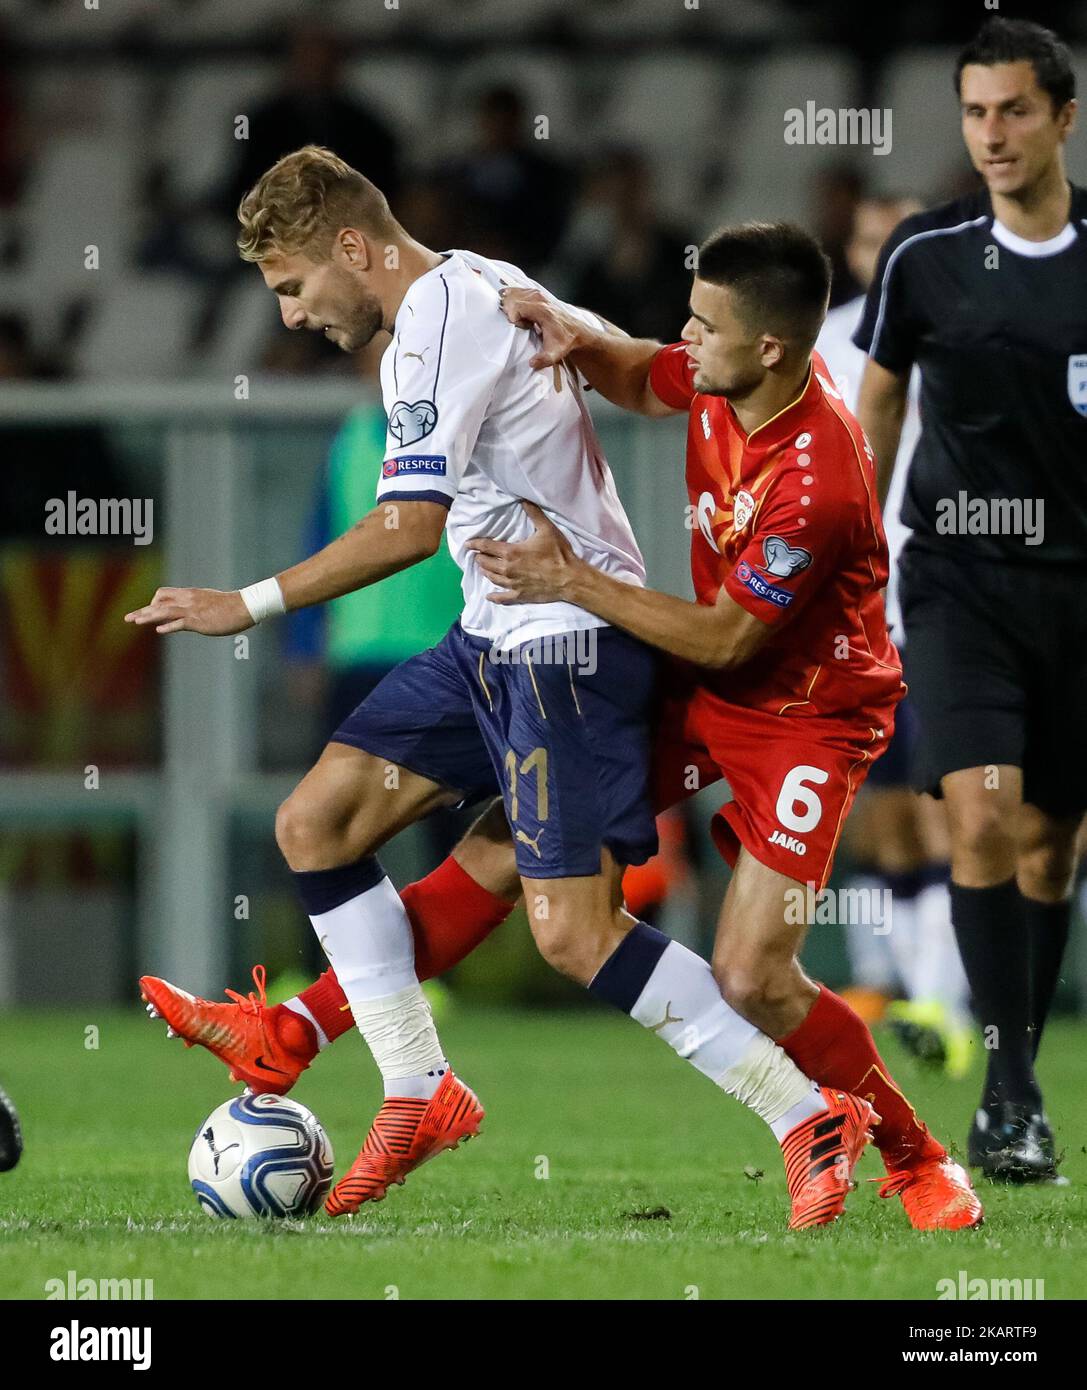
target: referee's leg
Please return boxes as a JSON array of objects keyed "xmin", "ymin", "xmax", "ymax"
[
  {"xmin": 1015, "ymin": 800, "xmax": 1081, "ymax": 1057},
  {"xmin": 942, "ymin": 765, "xmax": 1077, "ymax": 1180}
]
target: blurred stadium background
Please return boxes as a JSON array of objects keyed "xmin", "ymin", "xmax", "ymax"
[{"xmin": 1, "ymin": 0, "xmax": 1086, "ymax": 1020}]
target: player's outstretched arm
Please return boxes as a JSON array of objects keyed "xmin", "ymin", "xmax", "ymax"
[
  {"xmin": 275, "ymin": 498, "xmax": 447, "ymax": 610},
  {"xmin": 856, "ymin": 357, "xmax": 909, "ymax": 509},
  {"xmin": 469, "ymin": 503, "xmax": 769, "ymax": 670},
  {"xmin": 124, "ymin": 499, "xmax": 447, "ymax": 636},
  {"xmin": 500, "ymin": 288, "xmax": 679, "ymax": 418}
]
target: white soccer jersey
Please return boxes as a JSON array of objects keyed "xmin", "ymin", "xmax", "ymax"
[
  {"xmin": 375, "ymin": 249, "xmax": 646, "ymax": 652},
  {"xmin": 816, "ymin": 294, "xmax": 920, "ymax": 644}
]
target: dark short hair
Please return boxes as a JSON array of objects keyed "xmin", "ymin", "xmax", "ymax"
[
  {"xmin": 956, "ymin": 17, "xmax": 1076, "ymax": 111},
  {"xmin": 695, "ymin": 222, "xmax": 831, "ymax": 346}
]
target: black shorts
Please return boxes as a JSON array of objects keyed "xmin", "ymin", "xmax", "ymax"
[{"xmin": 898, "ymin": 542, "xmax": 1087, "ymax": 817}]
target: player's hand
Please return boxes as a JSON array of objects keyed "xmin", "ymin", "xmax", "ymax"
[
  {"xmin": 468, "ymin": 502, "xmax": 581, "ymax": 605},
  {"xmin": 499, "ymin": 287, "xmax": 588, "ymax": 369},
  {"xmin": 123, "ymin": 587, "xmax": 254, "ymax": 636}
]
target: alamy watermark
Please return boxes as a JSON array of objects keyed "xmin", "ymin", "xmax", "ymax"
[
  {"xmin": 784, "ymin": 103, "xmax": 892, "ymax": 156},
  {"xmin": 49, "ymin": 1321, "xmax": 151, "ymax": 1371},
  {"xmin": 785, "ymin": 882, "xmax": 892, "ymax": 933},
  {"xmin": 937, "ymin": 1270, "xmax": 1045, "ymax": 1301},
  {"xmin": 935, "ymin": 493, "xmax": 1044, "ymax": 545},
  {"xmin": 44, "ymin": 492, "xmax": 154, "ymax": 546},
  {"xmin": 45, "ymin": 1269, "xmax": 154, "ymax": 1300},
  {"xmin": 489, "ymin": 628, "xmax": 598, "ymax": 676}
]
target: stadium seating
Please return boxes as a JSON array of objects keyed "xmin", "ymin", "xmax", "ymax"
[
  {"xmin": 593, "ymin": 53, "xmax": 740, "ymax": 207},
  {"xmin": 71, "ymin": 272, "xmax": 203, "ymax": 380},
  {"xmin": 343, "ymin": 55, "xmax": 444, "ymax": 148},
  {"xmin": 876, "ymin": 49, "xmax": 972, "ymax": 202},
  {"xmin": 1069, "ymin": 50, "xmax": 1087, "ymax": 184},
  {"xmin": 436, "ymin": 48, "xmax": 581, "ymax": 158},
  {"xmin": 704, "ymin": 48, "xmax": 861, "ymax": 231},
  {"xmin": 201, "ymin": 277, "xmax": 282, "ymax": 381},
  {"xmin": 16, "ymin": 134, "xmax": 139, "ymax": 349},
  {"xmin": 153, "ymin": 0, "xmax": 322, "ymax": 44},
  {"xmin": 6, "ymin": 28, "xmax": 1087, "ymax": 381},
  {"xmin": 152, "ymin": 61, "xmax": 280, "ymax": 204}
]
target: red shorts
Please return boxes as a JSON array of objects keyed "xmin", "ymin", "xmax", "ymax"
[{"xmin": 651, "ymin": 674, "xmax": 894, "ymax": 891}]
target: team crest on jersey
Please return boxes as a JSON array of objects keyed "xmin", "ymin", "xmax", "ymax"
[
  {"xmin": 733, "ymin": 489, "xmax": 755, "ymax": 532},
  {"xmin": 1068, "ymin": 355, "xmax": 1087, "ymax": 417},
  {"xmin": 762, "ymin": 535, "xmax": 812, "ymax": 579},
  {"xmin": 388, "ymin": 398, "xmax": 439, "ymax": 447}
]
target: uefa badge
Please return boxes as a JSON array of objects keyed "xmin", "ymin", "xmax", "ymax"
[{"xmin": 1067, "ymin": 355, "xmax": 1087, "ymax": 418}]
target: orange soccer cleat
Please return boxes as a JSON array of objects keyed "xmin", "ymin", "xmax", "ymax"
[
  {"xmin": 877, "ymin": 1154, "xmax": 984, "ymax": 1231},
  {"xmin": 139, "ymin": 964, "xmax": 319, "ymax": 1095},
  {"xmin": 782, "ymin": 1088, "xmax": 878, "ymax": 1231},
  {"xmin": 325, "ymin": 1071, "xmax": 484, "ymax": 1217}
]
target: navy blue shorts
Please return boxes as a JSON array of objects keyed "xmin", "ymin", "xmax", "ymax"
[{"xmin": 331, "ymin": 622, "xmax": 659, "ymax": 879}]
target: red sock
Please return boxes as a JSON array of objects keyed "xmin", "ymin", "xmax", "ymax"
[
  {"xmin": 402, "ymin": 854, "xmax": 517, "ymax": 980},
  {"xmin": 291, "ymin": 970, "xmax": 352, "ymax": 1045},
  {"xmin": 294, "ymin": 856, "xmax": 516, "ymax": 1044},
  {"xmin": 780, "ymin": 984, "xmax": 944, "ymax": 1170}
]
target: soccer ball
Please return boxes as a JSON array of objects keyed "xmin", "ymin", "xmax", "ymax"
[{"xmin": 188, "ymin": 1093, "xmax": 334, "ymax": 1219}]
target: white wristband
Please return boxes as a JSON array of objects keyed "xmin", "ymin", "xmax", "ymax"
[{"xmin": 239, "ymin": 577, "xmax": 286, "ymax": 624}]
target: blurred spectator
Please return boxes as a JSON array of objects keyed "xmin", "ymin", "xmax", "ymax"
[
  {"xmin": 555, "ymin": 149, "xmax": 694, "ymax": 342},
  {"xmin": 809, "ymin": 163, "xmax": 865, "ymax": 306},
  {"xmin": 142, "ymin": 23, "xmax": 401, "ymax": 279},
  {"xmin": 441, "ymin": 85, "xmax": 574, "ymax": 272},
  {"xmin": 0, "ymin": 22, "xmax": 24, "ymax": 208},
  {"xmin": 0, "ymin": 314, "xmax": 46, "ymax": 381},
  {"xmin": 395, "ymin": 177, "xmax": 458, "ymax": 262},
  {"xmin": 220, "ymin": 23, "xmax": 401, "ymax": 219},
  {"xmin": 0, "ymin": 316, "xmax": 130, "ymax": 544}
]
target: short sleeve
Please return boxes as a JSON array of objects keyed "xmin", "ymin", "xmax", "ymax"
[
  {"xmin": 723, "ymin": 470, "xmax": 848, "ymax": 627},
  {"xmin": 852, "ymin": 216, "xmax": 923, "ymax": 373},
  {"xmin": 378, "ymin": 273, "xmax": 503, "ymax": 508},
  {"xmin": 648, "ymin": 342, "xmax": 697, "ymax": 411}
]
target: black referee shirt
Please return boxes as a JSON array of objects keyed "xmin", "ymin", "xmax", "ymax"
[{"xmin": 854, "ymin": 183, "xmax": 1087, "ymax": 565}]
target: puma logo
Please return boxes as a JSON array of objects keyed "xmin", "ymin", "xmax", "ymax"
[
  {"xmin": 202, "ymin": 1126, "xmax": 240, "ymax": 1176},
  {"xmin": 402, "ymin": 348, "xmax": 428, "ymax": 364},
  {"xmin": 514, "ymin": 827, "xmax": 545, "ymax": 857},
  {"xmin": 648, "ymin": 1002, "xmax": 683, "ymax": 1033}
]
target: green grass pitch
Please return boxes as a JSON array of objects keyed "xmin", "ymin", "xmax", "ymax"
[{"xmin": 1, "ymin": 1004, "xmax": 1084, "ymax": 1300}]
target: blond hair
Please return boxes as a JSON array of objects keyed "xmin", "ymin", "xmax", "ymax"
[{"xmin": 236, "ymin": 144, "xmax": 398, "ymax": 262}]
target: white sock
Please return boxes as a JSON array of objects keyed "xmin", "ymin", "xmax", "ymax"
[
  {"xmin": 282, "ymin": 997, "xmax": 329, "ymax": 1049},
  {"xmin": 885, "ymin": 892, "xmax": 919, "ymax": 999},
  {"xmin": 308, "ymin": 873, "xmax": 447, "ymax": 1099},
  {"xmin": 842, "ymin": 873, "xmax": 898, "ymax": 992},
  {"xmin": 623, "ymin": 939, "xmax": 826, "ymax": 1137},
  {"xmin": 913, "ymin": 880, "xmax": 970, "ymax": 1019}
]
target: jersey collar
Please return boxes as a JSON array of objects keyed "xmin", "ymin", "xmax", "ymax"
[
  {"xmin": 392, "ymin": 252, "xmax": 455, "ymax": 336},
  {"xmin": 982, "ymin": 181, "xmax": 1086, "ymax": 258},
  {"xmin": 729, "ymin": 361, "xmax": 818, "ymax": 451},
  {"xmin": 990, "ymin": 216, "xmax": 1077, "ymax": 257}
]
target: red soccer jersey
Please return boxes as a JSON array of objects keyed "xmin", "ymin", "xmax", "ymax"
[{"xmin": 648, "ymin": 342, "xmax": 904, "ymax": 723}]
